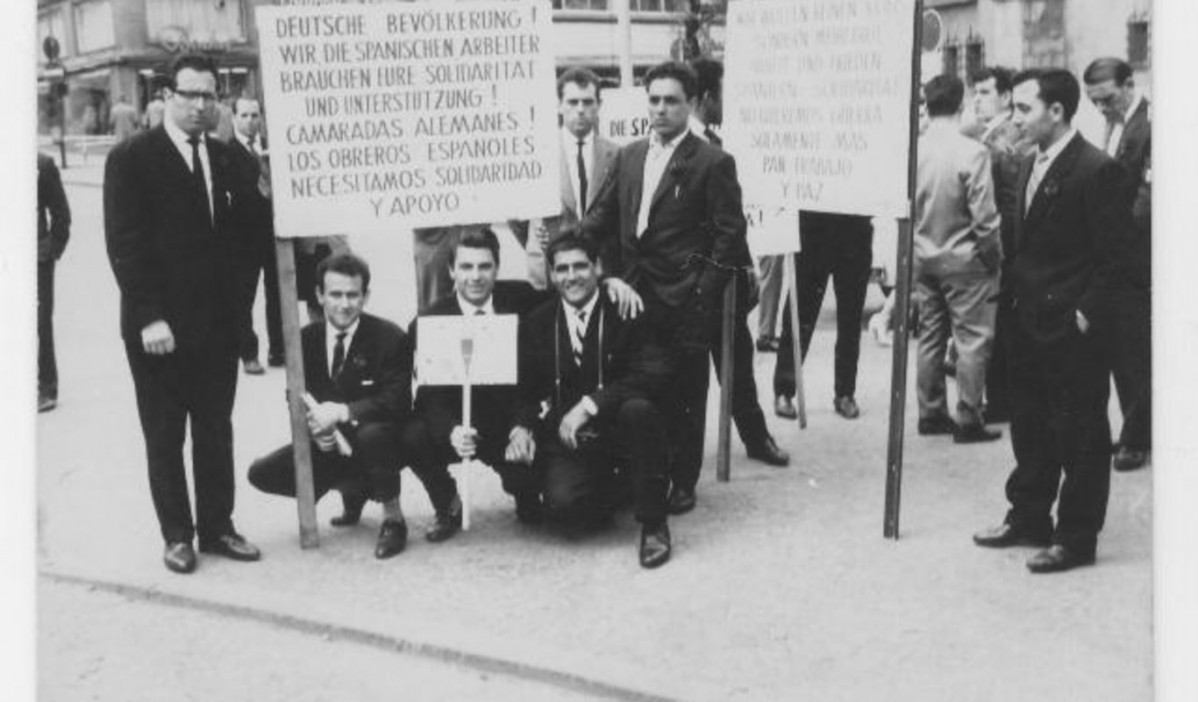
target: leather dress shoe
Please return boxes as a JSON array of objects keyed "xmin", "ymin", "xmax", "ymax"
[
  {"xmin": 667, "ymin": 486, "xmax": 696, "ymax": 515},
  {"xmin": 375, "ymin": 519, "xmax": 408, "ymax": 559},
  {"xmin": 972, "ymin": 523, "xmax": 1051, "ymax": 549},
  {"xmin": 1112, "ymin": 446, "xmax": 1149, "ymax": 472},
  {"xmin": 639, "ymin": 522, "xmax": 671, "ymax": 569},
  {"xmin": 426, "ymin": 495, "xmax": 463, "ymax": 543},
  {"xmin": 834, "ymin": 396, "xmax": 860, "ymax": 419},
  {"xmin": 163, "ymin": 542, "xmax": 197, "ymax": 574},
  {"xmin": 1026, "ymin": 544, "xmax": 1095, "ymax": 574},
  {"xmin": 242, "ymin": 358, "xmax": 266, "ymax": 375},
  {"xmin": 747, "ymin": 435, "xmax": 790, "ymax": 466},
  {"xmin": 267, "ymin": 353, "xmax": 285, "ymax": 368},
  {"xmin": 38, "ymin": 395, "xmax": 57, "ymax": 413},
  {"xmin": 515, "ymin": 493, "xmax": 544, "ymax": 525},
  {"xmin": 198, "ymin": 533, "xmax": 261, "ymax": 562},
  {"xmin": 953, "ymin": 423, "xmax": 1003, "ymax": 444},
  {"xmin": 774, "ymin": 395, "xmax": 797, "ymax": 419},
  {"xmin": 917, "ymin": 415, "xmax": 957, "ymax": 436},
  {"xmin": 331, "ymin": 491, "xmax": 368, "ymax": 527},
  {"xmin": 755, "ymin": 336, "xmax": 780, "ymax": 353}
]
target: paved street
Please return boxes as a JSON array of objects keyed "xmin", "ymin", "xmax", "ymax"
[{"xmin": 36, "ymin": 165, "xmax": 1153, "ymax": 701}]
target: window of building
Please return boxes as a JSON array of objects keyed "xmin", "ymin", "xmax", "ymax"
[
  {"xmin": 73, "ymin": 1, "xmax": 115, "ymax": 54},
  {"xmin": 552, "ymin": 0, "xmax": 610, "ymax": 10},
  {"xmin": 1127, "ymin": 19, "xmax": 1150, "ymax": 69},
  {"xmin": 965, "ymin": 38, "xmax": 985, "ymax": 79},
  {"xmin": 146, "ymin": 0, "xmax": 246, "ymax": 44},
  {"xmin": 37, "ymin": 10, "xmax": 67, "ymax": 60},
  {"xmin": 632, "ymin": 0, "xmax": 690, "ymax": 11},
  {"xmin": 942, "ymin": 43, "xmax": 960, "ymax": 79}
]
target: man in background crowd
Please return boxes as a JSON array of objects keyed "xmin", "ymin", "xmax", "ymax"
[
  {"xmin": 1083, "ymin": 57, "xmax": 1152, "ymax": 473},
  {"xmin": 37, "ymin": 153, "xmax": 70, "ymax": 413}
]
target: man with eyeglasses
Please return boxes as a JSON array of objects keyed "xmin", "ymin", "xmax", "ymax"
[{"xmin": 104, "ymin": 53, "xmax": 261, "ymax": 574}]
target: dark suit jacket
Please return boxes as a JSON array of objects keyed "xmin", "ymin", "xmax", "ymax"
[
  {"xmin": 1113, "ymin": 98, "xmax": 1151, "ymax": 288},
  {"xmin": 227, "ymin": 136, "xmax": 273, "ymax": 242},
  {"xmin": 514, "ymin": 293, "xmax": 670, "ymax": 434},
  {"xmin": 37, "ymin": 154, "xmax": 70, "ymax": 263},
  {"xmin": 1011, "ymin": 132, "xmax": 1134, "ymax": 344},
  {"xmin": 104, "ymin": 126, "xmax": 248, "ymax": 348},
  {"xmin": 581, "ymin": 132, "xmax": 750, "ymax": 315},
  {"xmin": 302, "ymin": 313, "xmax": 411, "ymax": 427},
  {"xmin": 410, "ymin": 281, "xmax": 548, "ymax": 447}
]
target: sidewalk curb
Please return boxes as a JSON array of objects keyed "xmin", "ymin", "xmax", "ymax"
[{"xmin": 42, "ymin": 569, "xmax": 738, "ymax": 702}]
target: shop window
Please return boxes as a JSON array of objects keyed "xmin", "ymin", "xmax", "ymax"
[
  {"xmin": 1127, "ymin": 19, "xmax": 1150, "ymax": 69},
  {"xmin": 965, "ymin": 38, "xmax": 985, "ymax": 78},
  {"xmin": 73, "ymin": 1, "xmax": 115, "ymax": 54},
  {"xmin": 632, "ymin": 0, "xmax": 689, "ymax": 11},
  {"xmin": 552, "ymin": 0, "xmax": 610, "ymax": 10},
  {"xmin": 146, "ymin": 0, "xmax": 246, "ymax": 44}
]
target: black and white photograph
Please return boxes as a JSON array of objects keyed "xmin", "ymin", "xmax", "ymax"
[{"xmin": 8, "ymin": 0, "xmax": 1198, "ymax": 700}]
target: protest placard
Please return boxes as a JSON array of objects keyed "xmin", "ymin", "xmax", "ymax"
[
  {"xmin": 597, "ymin": 86, "xmax": 649, "ymax": 146},
  {"xmin": 723, "ymin": 0, "xmax": 917, "ymax": 219},
  {"xmin": 415, "ymin": 315, "xmax": 519, "ymax": 386},
  {"xmin": 745, "ymin": 205, "xmax": 800, "ymax": 257},
  {"xmin": 256, "ymin": 0, "xmax": 561, "ymax": 236}
]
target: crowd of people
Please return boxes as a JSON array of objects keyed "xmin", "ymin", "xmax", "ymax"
[{"xmin": 72, "ymin": 45, "xmax": 1149, "ymax": 577}]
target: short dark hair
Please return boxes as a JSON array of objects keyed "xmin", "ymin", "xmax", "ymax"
[
  {"xmin": 316, "ymin": 252, "xmax": 371, "ymax": 293},
  {"xmin": 1013, "ymin": 68, "xmax": 1081, "ymax": 122},
  {"xmin": 546, "ymin": 228, "xmax": 600, "ymax": 268},
  {"xmin": 557, "ymin": 67, "xmax": 603, "ymax": 100},
  {"xmin": 449, "ymin": 226, "xmax": 501, "ymax": 267},
  {"xmin": 644, "ymin": 61, "xmax": 699, "ymax": 100},
  {"xmin": 970, "ymin": 66, "xmax": 1014, "ymax": 95},
  {"xmin": 924, "ymin": 74, "xmax": 964, "ymax": 117},
  {"xmin": 690, "ymin": 57, "xmax": 724, "ymax": 101},
  {"xmin": 1083, "ymin": 57, "xmax": 1133, "ymax": 86},
  {"xmin": 167, "ymin": 54, "xmax": 219, "ymax": 89}
]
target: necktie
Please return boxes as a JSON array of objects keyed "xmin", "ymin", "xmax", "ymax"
[
  {"xmin": 572, "ymin": 307, "xmax": 588, "ymax": 366},
  {"xmin": 474, "ymin": 308, "xmax": 485, "ymax": 316},
  {"xmin": 331, "ymin": 332, "xmax": 346, "ymax": 379},
  {"xmin": 1024, "ymin": 152, "xmax": 1050, "ymax": 214},
  {"xmin": 576, "ymin": 139, "xmax": 588, "ymax": 214},
  {"xmin": 187, "ymin": 135, "xmax": 212, "ymax": 230}
]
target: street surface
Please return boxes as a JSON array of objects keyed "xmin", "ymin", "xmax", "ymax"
[{"xmin": 35, "ymin": 165, "xmax": 1152, "ymax": 701}]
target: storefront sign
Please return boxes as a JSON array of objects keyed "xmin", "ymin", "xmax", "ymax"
[{"xmin": 156, "ymin": 26, "xmax": 232, "ymax": 54}]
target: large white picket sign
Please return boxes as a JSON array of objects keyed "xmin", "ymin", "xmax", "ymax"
[
  {"xmin": 724, "ymin": 0, "xmax": 917, "ymax": 219},
  {"xmin": 256, "ymin": 0, "xmax": 561, "ymax": 236}
]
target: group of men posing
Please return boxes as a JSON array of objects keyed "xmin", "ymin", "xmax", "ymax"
[
  {"xmin": 104, "ymin": 54, "xmax": 789, "ymax": 574},
  {"xmin": 102, "ymin": 48, "xmax": 1149, "ymax": 577}
]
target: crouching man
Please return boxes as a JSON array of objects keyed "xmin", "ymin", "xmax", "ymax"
[
  {"xmin": 512, "ymin": 233, "xmax": 674, "ymax": 568},
  {"xmin": 248, "ymin": 253, "xmax": 462, "ymax": 559}
]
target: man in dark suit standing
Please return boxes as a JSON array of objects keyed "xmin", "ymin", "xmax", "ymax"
[
  {"xmin": 582, "ymin": 61, "xmax": 752, "ymax": 514},
  {"xmin": 973, "ymin": 69, "xmax": 1134, "ymax": 573},
  {"xmin": 37, "ymin": 153, "xmax": 70, "ymax": 413},
  {"xmin": 404, "ymin": 228, "xmax": 547, "ymax": 522},
  {"xmin": 104, "ymin": 54, "xmax": 260, "ymax": 574},
  {"xmin": 248, "ymin": 254, "xmax": 462, "ymax": 558},
  {"xmin": 1083, "ymin": 57, "xmax": 1152, "ymax": 473},
  {"xmin": 228, "ymin": 95, "xmax": 283, "ymax": 374},
  {"xmin": 513, "ymin": 232, "xmax": 673, "ymax": 567}
]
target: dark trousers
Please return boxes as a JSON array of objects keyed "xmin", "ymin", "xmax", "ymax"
[
  {"xmin": 399, "ymin": 416, "xmax": 516, "ymax": 510},
  {"xmin": 710, "ymin": 273, "xmax": 772, "ymax": 449},
  {"xmin": 1004, "ymin": 326, "xmax": 1112, "ymax": 554},
  {"xmin": 537, "ymin": 398, "xmax": 669, "ymax": 525},
  {"xmin": 38, "ymin": 260, "xmax": 57, "ymax": 398},
  {"xmin": 125, "ymin": 340, "xmax": 239, "ymax": 544},
  {"xmin": 1110, "ymin": 288, "xmax": 1151, "ymax": 451},
  {"xmin": 238, "ymin": 235, "xmax": 283, "ymax": 362},
  {"xmin": 775, "ymin": 214, "xmax": 873, "ymax": 399},
  {"xmin": 248, "ymin": 421, "xmax": 410, "ymax": 504}
]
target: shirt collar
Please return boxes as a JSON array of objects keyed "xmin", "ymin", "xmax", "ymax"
[
  {"xmin": 650, "ymin": 129, "xmax": 687, "ymax": 152},
  {"xmin": 563, "ymin": 128, "xmax": 594, "ymax": 148},
  {"xmin": 1121, "ymin": 93, "xmax": 1143, "ymax": 123},
  {"xmin": 235, "ymin": 130, "xmax": 255, "ymax": 149},
  {"xmin": 456, "ymin": 292, "xmax": 495, "ymax": 316},
  {"xmin": 326, "ymin": 317, "xmax": 360, "ymax": 343},
  {"xmin": 566, "ymin": 291, "xmax": 600, "ymax": 320},
  {"xmin": 688, "ymin": 115, "xmax": 709, "ymax": 141},
  {"xmin": 165, "ymin": 117, "xmax": 204, "ymax": 152},
  {"xmin": 1036, "ymin": 128, "xmax": 1077, "ymax": 168}
]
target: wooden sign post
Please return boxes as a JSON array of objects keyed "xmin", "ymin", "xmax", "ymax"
[
  {"xmin": 783, "ymin": 255, "xmax": 808, "ymax": 428},
  {"xmin": 715, "ymin": 278, "xmax": 737, "ymax": 482}
]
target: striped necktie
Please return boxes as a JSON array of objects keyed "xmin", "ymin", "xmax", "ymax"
[{"xmin": 571, "ymin": 307, "xmax": 588, "ymax": 366}]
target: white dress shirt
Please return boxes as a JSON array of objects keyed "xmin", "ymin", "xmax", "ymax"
[
  {"xmin": 636, "ymin": 130, "xmax": 687, "ymax": 238},
  {"xmin": 164, "ymin": 118, "xmax": 213, "ymax": 220},
  {"xmin": 325, "ymin": 318, "xmax": 360, "ymax": 378},
  {"xmin": 565, "ymin": 292, "xmax": 600, "ymax": 355},
  {"xmin": 563, "ymin": 128, "xmax": 594, "ymax": 211},
  {"xmin": 1026, "ymin": 128, "xmax": 1078, "ymax": 212},
  {"xmin": 456, "ymin": 293, "xmax": 495, "ymax": 316}
]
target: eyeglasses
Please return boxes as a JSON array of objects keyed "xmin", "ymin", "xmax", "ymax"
[{"xmin": 173, "ymin": 89, "xmax": 218, "ymax": 104}]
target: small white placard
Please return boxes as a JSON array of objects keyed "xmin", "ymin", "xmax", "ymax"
[{"xmin": 415, "ymin": 314, "xmax": 519, "ymax": 386}]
